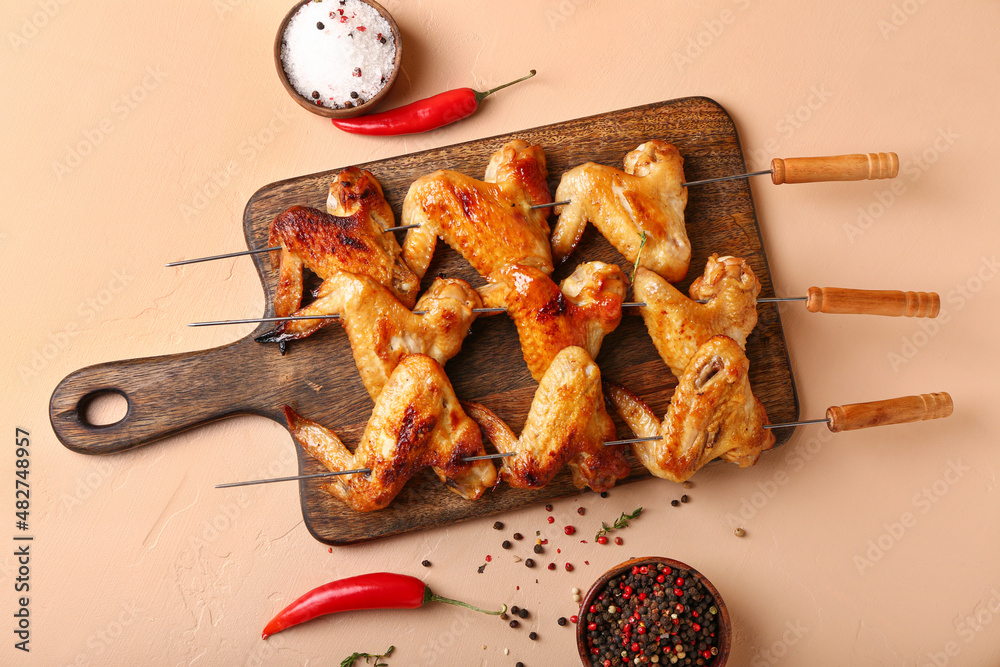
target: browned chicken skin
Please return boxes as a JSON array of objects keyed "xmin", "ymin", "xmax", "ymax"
[
  {"xmin": 267, "ymin": 168, "xmax": 419, "ymax": 338},
  {"xmin": 635, "ymin": 254, "xmax": 761, "ymax": 378},
  {"xmin": 284, "ymin": 354, "xmax": 496, "ymax": 512},
  {"xmin": 605, "ymin": 336, "xmax": 774, "ymax": 483},
  {"xmin": 551, "ymin": 141, "xmax": 690, "ymax": 282},
  {"xmin": 463, "ymin": 346, "xmax": 630, "ymax": 492},
  {"xmin": 479, "ymin": 261, "xmax": 629, "ymax": 381},
  {"xmin": 259, "ymin": 272, "xmax": 482, "ymax": 401},
  {"xmin": 401, "ymin": 140, "xmax": 554, "ymax": 282}
]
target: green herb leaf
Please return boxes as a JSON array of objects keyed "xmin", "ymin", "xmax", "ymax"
[
  {"xmin": 594, "ymin": 507, "xmax": 643, "ymax": 541},
  {"xmin": 341, "ymin": 646, "xmax": 395, "ymax": 667},
  {"xmin": 631, "ymin": 231, "xmax": 647, "ymax": 283}
]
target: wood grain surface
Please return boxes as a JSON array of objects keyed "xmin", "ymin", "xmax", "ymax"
[{"xmin": 49, "ymin": 96, "xmax": 798, "ymax": 545}]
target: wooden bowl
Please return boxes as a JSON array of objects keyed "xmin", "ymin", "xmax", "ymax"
[
  {"xmin": 273, "ymin": 0, "xmax": 402, "ymax": 118},
  {"xmin": 576, "ymin": 557, "xmax": 732, "ymax": 666}
]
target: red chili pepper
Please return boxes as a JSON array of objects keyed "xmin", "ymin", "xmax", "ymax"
[
  {"xmin": 261, "ymin": 572, "xmax": 506, "ymax": 639},
  {"xmin": 332, "ymin": 70, "xmax": 536, "ymax": 136}
]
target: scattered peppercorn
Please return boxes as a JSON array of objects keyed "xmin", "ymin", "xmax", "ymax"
[
  {"xmin": 577, "ymin": 507, "xmax": 586, "ymax": 515},
  {"xmin": 545, "ymin": 504, "xmax": 553, "ymax": 512},
  {"xmin": 477, "ymin": 563, "xmax": 487, "ymax": 574},
  {"xmin": 525, "ymin": 559, "xmax": 535, "ymax": 568},
  {"xmin": 564, "ymin": 526, "xmax": 576, "ymax": 535},
  {"xmin": 533, "ymin": 544, "xmax": 544, "ymax": 554},
  {"xmin": 529, "ymin": 631, "xmax": 538, "ymax": 640},
  {"xmin": 614, "ymin": 537, "xmax": 623, "ymax": 545},
  {"xmin": 565, "ymin": 563, "xmax": 574, "ymax": 571},
  {"xmin": 671, "ymin": 499, "xmax": 680, "ymax": 507},
  {"xmin": 493, "ymin": 521, "xmax": 504, "ymax": 530},
  {"xmin": 557, "ymin": 617, "xmax": 568, "ymax": 626},
  {"xmin": 500, "ymin": 613, "xmax": 509, "ymax": 620},
  {"xmin": 316, "ymin": 21, "xmax": 325, "ymax": 29},
  {"xmin": 513, "ymin": 533, "xmax": 523, "ymax": 541},
  {"xmin": 511, "ymin": 605, "xmax": 520, "ymax": 614},
  {"xmin": 350, "ymin": 91, "xmax": 359, "ymax": 99},
  {"xmin": 570, "ymin": 615, "xmax": 579, "ymax": 623},
  {"xmin": 735, "ymin": 527, "xmax": 746, "ymax": 537},
  {"xmin": 548, "ymin": 563, "xmax": 556, "ymax": 570},
  {"xmin": 421, "ymin": 560, "xmax": 431, "ymax": 567},
  {"xmin": 502, "ymin": 540, "xmax": 512, "ymax": 549},
  {"xmin": 681, "ymin": 495, "xmax": 690, "ymax": 503},
  {"xmin": 516, "ymin": 662, "xmax": 524, "ymax": 667},
  {"xmin": 547, "ymin": 516, "xmax": 555, "ymax": 524},
  {"xmin": 518, "ymin": 608, "xmax": 529, "ymax": 619},
  {"xmin": 683, "ymin": 481, "xmax": 693, "ymax": 489},
  {"xmin": 600, "ymin": 492, "xmax": 608, "ymax": 498},
  {"xmin": 379, "ymin": 35, "xmax": 387, "ymax": 44},
  {"xmin": 509, "ymin": 619, "xmax": 520, "ymax": 628},
  {"xmin": 597, "ymin": 536, "xmax": 608, "ymax": 545},
  {"xmin": 311, "ymin": 91, "xmax": 320, "ymax": 99}
]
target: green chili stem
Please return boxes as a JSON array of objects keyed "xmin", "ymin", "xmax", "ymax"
[
  {"xmin": 430, "ymin": 595, "xmax": 507, "ymax": 615},
  {"xmin": 474, "ymin": 71, "xmax": 536, "ymax": 104}
]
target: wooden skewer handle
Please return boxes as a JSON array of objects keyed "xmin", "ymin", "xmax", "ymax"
[
  {"xmin": 806, "ymin": 287, "xmax": 940, "ymax": 317},
  {"xmin": 826, "ymin": 392, "xmax": 953, "ymax": 432},
  {"xmin": 770, "ymin": 153, "xmax": 899, "ymax": 184}
]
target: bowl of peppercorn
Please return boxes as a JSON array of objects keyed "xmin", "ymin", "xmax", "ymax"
[
  {"xmin": 576, "ymin": 557, "xmax": 731, "ymax": 666},
  {"xmin": 274, "ymin": 0, "xmax": 403, "ymax": 118}
]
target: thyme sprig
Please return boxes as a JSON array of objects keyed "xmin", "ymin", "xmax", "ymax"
[
  {"xmin": 341, "ymin": 645, "xmax": 394, "ymax": 667},
  {"xmin": 631, "ymin": 231, "xmax": 647, "ymax": 283},
  {"xmin": 595, "ymin": 507, "xmax": 643, "ymax": 541}
]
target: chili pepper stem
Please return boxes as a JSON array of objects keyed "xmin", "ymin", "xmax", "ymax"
[
  {"xmin": 473, "ymin": 70, "xmax": 536, "ymax": 105},
  {"xmin": 430, "ymin": 594, "xmax": 507, "ymax": 616}
]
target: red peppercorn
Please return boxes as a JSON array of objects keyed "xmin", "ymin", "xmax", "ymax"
[
  {"xmin": 637, "ymin": 626, "xmax": 646, "ymax": 634},
  {"xmin": 591, "ymin": 647, "xmax": 599, "ymax": 655},
  {"xmin": 597, "ymin": 536, "xmax": 608, "ymax": 545},
  {"xmin": 564, "ymin": 525, "xmax": 576, "ymax": 535},
  {"xmin": 631, "ymin": 643, "xmax": 640, "ymax": 652},
  {"xmin": 656, "ymin": 574, "xmax": 665, "ymax": 583},
  {"xmin": 639, "ymin": 566, "xmax": 649, "ymax": 574},
  {"xmin": 624, "ymin": 586, "xmax": 633, "ymax": 595},
  {"xmin": 664, "ymin": 567, "xmax": 672, "ymax": 575},
  {"xmin": 570, "ymin": 615, "xmax": 578, "ymax": 624},
  {"xmin": 614, "ymin": 537, "xmax": 623, "ymax": 545},
  {"xmin": 692, "ymin": 611, "xmax": 699, "ymax": 618},
  {"xmin": 632, "ymin": 566, "xmax": 640, "ymax": 575},
  {"xmin": 675, "ymin": 577, "xmax": 685, "ymax": 586},
  {"xmin": 638, "ymin": 592, "xmax": 647, "ymax": 601},
  {"xmin": 674, "ymin": 588, "xmax": 684, "ymax": 596},
  {"xmin": 702, "ymin": 650, "xmax": 713, "ymax": 660},
  {"xmin": 547, "ymin": 516, "xmax": 554, "ymax": 524},
  {"xmin": 587, "ymin": 622, "xmax": 597, "ymax": 631},
  {"xmin": 547, "ymin": 563, "xmax": 556, "ymax": 570},
  {"xmin": 693, "ymin": 623, "xmax": 701, "ymax": 632},
  {"xmin": 604, "ymin": 661, "xmax": 612, "ymax": 667},
  {"xmin": 565, "ymin": 563, "xmax": 574, "ymax": 571}
]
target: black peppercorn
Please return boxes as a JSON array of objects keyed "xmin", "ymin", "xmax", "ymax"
[
  {"xmin": 311, "ymin": 91, "xmax": 320, "ymax": 99},
  {"xmin": 557, "ymin": 617, "xmax": 567, "ymax": 626},
  {"xmin": 518, "ymin": 608, "xmax": 529, "ymax": 619},
  {"xmin": 533, "ymin": 544, "xmax": 544, "ymax": 554},
  {"xmin": 316, "ymin": 21, "xmax": 325, "ymax": 29},
  {"xmin": 600, "ymin": 491, "xmax": 608, "ymax": 498},
  {"xmin": 502, "ymin": 540, "xmax": 512, "ymax": 549},
  {"xmin": 525, "ymin": 558, "xmax": 535, "ymax": 568},
  {"xmin": 681, "ymin": 494, "xmax": 689, "ymax": 503},
  {"xmin": 509, "ymin": 619, "xmax": 519, "ymax": 628},
  {"xmin": 528, "ymin": 631, "xmax": 537, "ymax": 640},
  {"xmin": 350, "ymin": 91, "xmax": 359, "ymax": 99},
  {"xmin": 671, "ymin": 499, "xmax": 680, "ymax": 507},
  {"xmin": 513, "ymin": 533, "xmax": 523, "ymax": 541},
  {"xmin": 421, "ymin": 560, "xmax": 430, "ymax": 567},
  {"xmin": 493, "ymin": 521, "xmax": 503, "ymax": 530}
]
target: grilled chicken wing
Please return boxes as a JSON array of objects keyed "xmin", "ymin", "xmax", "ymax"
[
  {"xmin": 258, "ymin": 273, "xmax": 482, "ymax": 400},
  {"xmin": 478, "ymin": 262, "xmax": 629, "ymax": 381},
  {"xmin": 635, "ymin": 254, "xmax": 760, "ymax": 377},
  {"xmin": 605, "ymin": 336, "xmax": 774, "ymax": 483},
  {"xmin": 269, "ymin": 168, "xmax": 419, "ymax": 326},
  {"xmin": 284, "ymin": 354, "xmax": 496, "ymax": 512},
  {"xmin": 551, "ymin": 140, "xmax": 690, "ymax": 282},
  {"xmin": 401, "ymin": 140, "xmax": 554, "ymax": 281},
  {"xmin": 463, "ymin": 347, "xmax": 630, "ymax": 492}
]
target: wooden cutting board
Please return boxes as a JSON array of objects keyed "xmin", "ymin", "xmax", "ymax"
[{"xmin": 50, "ymin": 97, "xmax": 798, "ymax": 545}]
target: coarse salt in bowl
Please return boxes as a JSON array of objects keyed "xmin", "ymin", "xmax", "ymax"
[{"xmin": 274, "ymin": 0, "xmax": 402, "ymax": 118}]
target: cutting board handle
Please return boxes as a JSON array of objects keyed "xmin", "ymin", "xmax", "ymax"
[{"xmin": 49, "ymin": 336, "xmax": 269, "ymax": 455}]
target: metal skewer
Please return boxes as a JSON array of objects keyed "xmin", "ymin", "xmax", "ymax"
[
  {"xmin": 186, "ymin": 297, "xmax": 816, "ymax": 327},
  {"xmin": 165, "ymin": 225, "xmax": 422, "ymax": 267}
]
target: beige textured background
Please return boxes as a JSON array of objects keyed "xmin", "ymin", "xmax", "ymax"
[{"xmin": 2, "ymin": 1, "xmax": 998, "ymax": 665}]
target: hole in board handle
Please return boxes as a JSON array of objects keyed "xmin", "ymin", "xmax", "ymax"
[{"xmin": 80, "ymin": 390, "xmax": 129, "ymax": 427}]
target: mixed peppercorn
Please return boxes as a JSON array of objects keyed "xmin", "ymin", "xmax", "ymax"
[{"xmin": 581, "ymin": 563, "xmax": 721, "ymax": 666}]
